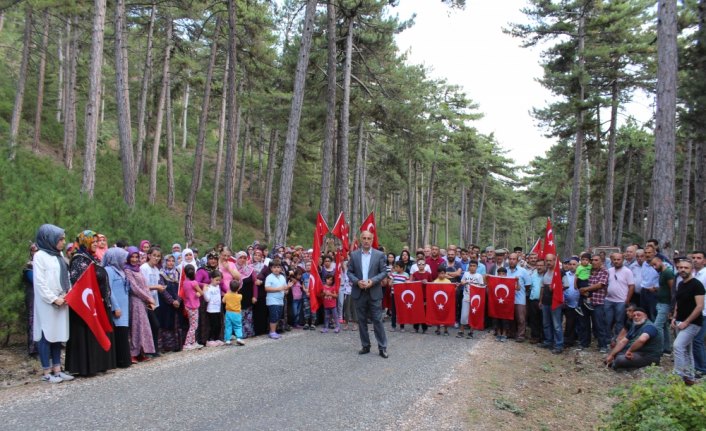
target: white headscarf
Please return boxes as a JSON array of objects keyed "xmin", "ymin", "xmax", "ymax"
[{"xmin": 180, "ymin": 248, "xmax": 198, "ymax": 273}]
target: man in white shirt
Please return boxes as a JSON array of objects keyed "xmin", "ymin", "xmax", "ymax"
[{"xmin": 691, "ymin": 251, "xmax": 706, "ymax": 375}]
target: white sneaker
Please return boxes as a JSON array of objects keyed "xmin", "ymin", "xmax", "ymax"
[
  {"xmin": 41, "ymin": 374, "xmax": 63, "ymax": 383},
  {"xmin": 224, "ymin": 340, "xmax": 232, "ymax": 345},
  {"xmin": 55, "ymin": 371, "xmax": 74, "ymax": 381},
  {"xmin": 236, "ymin": 339, "xmax": 245, "ymax": 346},
  {"xmin": 194, "ymin": 343, "xmax": 204, "ymax": 349}
]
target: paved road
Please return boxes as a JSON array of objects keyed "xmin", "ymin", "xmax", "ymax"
[{"xmin": 0, "ymin": 325, "xmax": 477, "ymax": 430}]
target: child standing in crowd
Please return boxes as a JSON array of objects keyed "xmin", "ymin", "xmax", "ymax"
[
  {"xmin": 322, "ymin": 274, "xmax": 340, "ymax": 333},
  {"xmin": 434, "ymin": 267, "xmax": 451, "ymax": 336},
  {"xmin": 391, "ymin": 261, "xmax": 410, "ymax": 332},
  {"xmin": 575, "ymin": 252, "xmax": 593, "ymax": 316},
  {"xmin": 265, "ymin": 260, "xmax": 288, "ymax": 339},
  {"xmin": 412, "ymin": 259, "xmax": 433, "ymax": 334},
  {"xmin": 301, "ymin": 261, "xmax": 316, "ymax": 330},
  {"xmin": 458, "ymin": 260, "xmax": 484, "ymax": 339},
  {"xmin": 289, "ymin": 268, "xmax": 304, "ymax": 328},
  {"xmin": 223, "ymin": 280, "xmax": 245, "ymax": 346},
  {"xmin": 494, "ymin": 267, "xmax": 512, "ymax": 342},
  {"xmin": 340, "ymin": 261, "xmax": 356, "ymax": 331},
  {"xmin": 182, "ymin": 266, "xmax": 203, "ymax": 350},
  {"xmin": 204, "ymin": 270, "xmax": 224, "ymax": 346}
]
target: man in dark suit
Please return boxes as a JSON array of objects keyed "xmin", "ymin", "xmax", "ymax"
[{"xmin": 347, "ymin": 230, "xmax": 389, "ymax": 358}]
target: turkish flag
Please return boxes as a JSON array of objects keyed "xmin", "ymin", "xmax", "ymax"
[
  {"xmin": 311, "ymin": 227, "xmax": 322, "ymax": 269},
  {"xmin": 316, "ymin": 212, "xmax": 330, "ymax": 244},
  {"xmin": 468, "ymin": 284, "xmax": 486, "ymax": 330},
  {"xmin": 551, "ymin": 259, "xmax": 564, "ymax": 311},
  {"xmin": 530, "ymin": 237, "xmax": 543, "ymax": 259},
  {"xmin": 425, "ymin": 283, "xmax": 456, "ymax": 326},
  {"xmin": 333, "ymin": 250, "xmax": 343, "ymax": 292},
  {"xmin": 486, "ymin": 275, "xmax": 516, "ymax": 320},
  {"xmin": 331, "ymin": 212, "xmax": 350, "ymax": 256},
  {"xmin": 308, "ymin": 268, "xmax": 323, "ymax": 313},
  {"xmin": 351, "ymin": 238, "xmax": 359, "ymax": 251},
  {"xmin": 394, "ymin": 281, "xmax": 425, "ymax": 324},
  {"xmin": 65, "ymin": 263, "xmax": 112, "ymax": 351},
  {"xmin": 543, "ymin": 217, "xmax": 556, "ymax": 258},
  {"xmin": 359, "ymin": 212, "xmax": 379, "ymax": 249}
]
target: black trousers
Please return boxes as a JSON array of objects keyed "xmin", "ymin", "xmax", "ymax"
[{"xmin": 147, "ymin": 309, "xmax": 160, "ymax": 353}]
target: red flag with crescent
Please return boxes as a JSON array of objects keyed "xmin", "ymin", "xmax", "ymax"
[
  {"xmin": 551, "ymin": 259, "xmax": 564, "ymax": 311},
  {"xmin": 308, "ymin": 268, "xmax": 323, "ymax": 313},
  {"xmin": 486, "ymin": 275, "xmax": 516, "ymax": 320},
  {"xmin": 425, "ymin": 283, "xmax": 456, "ymax": 326},
  {"xmin": 331, "ymin": 212, "xmax": 350, "ymax": 256},
  {"xmin": 333, "ymin": 250, "xmax": 343, "ymax": 292},
  {"xmin": 359, "ymin": 212, "xmax": 379, "ymax": 249},
  {"xmin": 468, "ymin": 284, "xmax": 486, "ymax": 330},
  {"xmin": 393, "ymin": 281, "xmax": 425, "ymax": 324},
  {"xmin": 316, "ymin": 212, "xmax": 330, "ymax": 244},
  {"xmin": 543, "ymin": 217, "xmax": 556, "ymax": 259},
  {"xmin": 65, "ymin": 263, "xmax": 112, "ymax": 351},
  {"xmin": 530, "ymin": 237, "xmax": 543, "ymax": 259}
]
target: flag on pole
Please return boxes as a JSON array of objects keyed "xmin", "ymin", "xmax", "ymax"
[
  {"xmin": 425, "ymin": 283, "xmax": 456, "ymax": 326},
  {"xmin": 65, "ymin": 263, "xmax": 112, "ymax": 351},
  {"xmin": 468, "ymin": 284, "xmax": 486, "ymax": 330},
  {"xmin": 359, "ymin": 212, "xmax": 379, "ymax": 249},
  {"xmin": 543, "ymin": 217, "xmax": 556, "ymax": 258},
  {"xmin": 530, "ymin": 237, "xmax": 543, "ymax": 259},
  {"xmin": 551, "ymin": 259, "xmax": 565, "ymax": 311},
  {"xmin": 331, "ymin": 212, "xmax": 350, "ymax": 256},
  {"xmin": 393, "ymin": 281, "xmax": 426, "ymax": 324},
  {"xmin": 486, "ymin": 275, "xmax": 516, "ymax": 320},
  {"xmin": 316, "ymin": 212, "xmax": 330, "ymax": 243},
  {"xmin": 309, "ymin": 268, "xmax": 323, "ymax": 313}
]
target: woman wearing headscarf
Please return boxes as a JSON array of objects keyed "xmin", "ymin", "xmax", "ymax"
[
  {"xmin": 124, "ymin": 246, "xmax": 156, "ymax": 362},
  {"xmin": 180, "ymin": 248, "xmax": 198, "ymax": 273},
  {"xmin": 234, "ymin": 251, "xmax": 257, "ymax": 338},
  {"xmin": 253, "ymin": 247, "xmax": 271, "ymax": 335},
  {"xmin": 65, "ymin": 230, "xmax": 117, "ymax": 377},
  {"xmin": 139, "ymin": 240, "xmax": 151, "ymax": 264},
  {"xmin": 219, "ymin": 246, "xmax": 241, "ymax": 295},
  {"xmin": 195, "ymin": 251, "xmax": 220, "ymax": 345},
  {"xmin": 33, "ymin": 224, "xmax": 73, "ymax": 383},
  {"xmin": 104, "ymin": 247, "xmax": 132, "ymax": 368},
  {"xmin": 94, "ymin": 233, "xmax": 108, "ymax": 262},
  {"xmin": 23, "ymin": 243, "xmax": 39, "ymax": 357},
  {"xmin": 158, "ymin": 254, "xmax": 185, "ymax": 352}
]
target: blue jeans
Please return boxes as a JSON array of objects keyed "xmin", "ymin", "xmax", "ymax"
[
  {"xmin": 654, "ymin": 303, "xmax": 672, "ymax": 353},
  {"xmin": 604, "ymin": 300, "xmax": 626, "ymax": 342},
  {"xmin": 291, "ymin": 299, "xmax": 302, "ymax": 325},
  {"xmin": 692, "ymin": 322, "xmax": 706, "ymax": 373},
  {"xmin": 541, "ymin": 305, "xmax": 563, "ymax": 349},
  {"xmin": 223, "ymin": 311, "xmax": 243, "ymax": 341},
  {"xmin": 592, "ymin": 304, "xmax": 610, "ymax": 349},
  {"xmin": 674, "ymin": 324, "xmax": 701, "ymax": 379},
  {"xmin": 640, "ymin": 290, "xmax": 657, "ymax": 321},
  {"xmin": 38, "ymin": 334, "xmax": 62, "ymax": 370}
]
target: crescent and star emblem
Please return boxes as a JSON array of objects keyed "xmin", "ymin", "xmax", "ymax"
[
  {"xmin": 470, "ymin": 294, "xmax": 481, "ymax": 314},
  {"xmin": 81, "ymin": 288, "xmax": 97, "ymax": 316},
  {"xmin": 400, "ymin": 289, "xmax": 416, "ymax": 308},
  {"xmin": 494, "ymin": 284, "xmax": 510, "ymax": 304},
  {"xmin": 433, "ymin": 290, "xmax": 448, "ymax": 310}
]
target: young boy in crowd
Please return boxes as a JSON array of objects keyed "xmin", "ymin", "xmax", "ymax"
[
  {"xmin": 412, "ymin": 259, "xmax": 433, "ymax": 333},
  {"xmin": 223, "ymin": 280, "xmax": 245, "ymax": 346},
  {"xmin": 458, "ymin": 260, "xmax": 484, "ymax": 339},
  {"xmin": 390, "ymin": 260, "xmax": 410, "ymax": 332},
  {"xmin": 575, "ymin": 252, "xmax": 593, "ymax": 316},
  {"xmin": 434, "ymin": 266, "xmax": 451, "ymax": 336}
]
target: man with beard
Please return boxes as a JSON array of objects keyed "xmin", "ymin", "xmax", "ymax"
[
  {"xmin": 650, "ymin": 255, "xmax": 675, "ymax": 355},
  {"xmin": 425, "ymin": 245, "xmax": 446, "ymax": 280},
  {"xmin": 604, "ymin": 307, "xmax": 663, "ymax": 370}
]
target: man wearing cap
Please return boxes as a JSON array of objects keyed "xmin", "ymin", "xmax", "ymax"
[{"xmin": 605, "ymin": 307, "xmax": 663, "ymax": 370}]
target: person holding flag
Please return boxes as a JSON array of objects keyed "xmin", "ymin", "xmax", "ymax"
[{"xmin": 539, "ymin": 254, "xmax": 564, "ymax": 354}]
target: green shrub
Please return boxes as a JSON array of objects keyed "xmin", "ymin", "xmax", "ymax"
[{"xmin": 601, "ymin": 367, "xmax": 706, "ymax": 431}]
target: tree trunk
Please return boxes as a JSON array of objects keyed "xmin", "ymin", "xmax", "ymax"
[
  {"xmin": 565, "ymin": 13, "xmax": 585, "ymax": 256},
  {"xmin": 361, "ymin": 127, "xmax": 369, "ymax": 218},
  {"xmin": 237, "ymin": 118, "xmax": 250, "ymax": 208},
  {"xmin": 165, "ymin": 60, "xmax": 175, "ymax": 209},
  {"xmin": 210, "ymin": 55, "xmax": 229, "ymax": 229},
  {"xmin": 148, "ymin": 17, "xmax": 172, "ymax": 205},
  {"xmin": 56, "ymin": 28, "xmax": 64, "ymax": 123},
  {"xmin": 273, "ymin": 0, "xmax": 317, "ymax": 246},
  {"xmin": 352, "ymin": 120, "xmax": 363, "ymax": 227},
  {"xmin": 445, "ymin": 200, "xmax": 449, "ymax": 246},
  {"xmin": 32, "ymin": 9, "xmax": 50, "ymax": 154},
  {"xmin": 467, "ymin": 187, "xmax": 475, "ymax": 246},
  {"xmin": 114, "ymin": 0, "xmax": 136, "ymax": 207},
  {"xmin": 677, "ymin": 140, "xmax": 692, "ymax": 253},
  {"xmin": 459, "ymin": 184, "xmax": 466, "ymax": 247},
  {"xmin": 8, "ymin": 6, "xmax": 33, "ymax": 161},
  {"xmin": 81, "ymin": 0, "xmax": 107, "ymax": 197},
  {"xmin": 407, "ymin": 158, "xmax": 416, "ymax": 248},
  {"xmin": 0, "ymin": 12, "xmax": 4, "ymax": 33},
  {"xmin": 135, "ymin": 4, "xmax": 156, "ymax": 177},
  {"xmin": 604, "ymin": 80, "xmax": 619, "ymax": 245},
  {"xmin": 181, "ymin": 77, "xmax": 190, "ymax": 149},
  {"xmin": 475, "ymin": 176, "xmax": 487, "ymax": 245},
  {"xmin": 584, "ymin": 155, "xmax": 591, "ymax": 249},
  {"xmin": 256, "ymin": 121, "xmax": 264, "ymax": 197},
  {"xmin": 615, "ymin": 146, "xmax": 633, "ymax": 246},
  {"xmin": 334, "ymin": 16, "xmax": 355, "ymax": 222},
  {"xmin": 185, "ymin": 17, "xmax": 221, "ymax": 244},
  {"xmin": 422, "ymin": 160, "xmax": 437, "ymax": 246},
  {"xmin": 63, "ymin": 16, "xmax": 79, "ymax": 170},
  {"xmin": 696, "ymin": 141, "xmax": 705, "ymax": 249},
  {"xmin": 222, "ymin": 0, "xmax": 239, "ymax": 247},
  {"xmin": 651, "ymin": 0, "xmax": 678, "ymax": 257},
  {"xmin": 264, "ymin": 129, "xmax": 278, "ymax": 243},
  {"xmin": 319, "ymin": 0, "xmax": 337, "ymax": 220}
]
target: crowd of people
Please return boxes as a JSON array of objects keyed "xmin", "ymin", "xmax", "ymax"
[{"xmin": 23, "ymin": 224, "xmax": 704, "ymax": 386}]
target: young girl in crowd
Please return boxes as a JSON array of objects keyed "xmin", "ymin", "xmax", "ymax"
[
  {"xmin": 204, "ymin": 270, "xmax": 224, "ymax": 346},
  {"xmin": 434, "ymin": 267, "xmax": 451, "ymax": 336},
  {"xmin": 390, "ymin": 261, "xmax": 410, "ymax": 332},
  {"xmin": 223, "ymin": 280, "xmax": 245, "ymax": 346},
  {"xmin": 458, "ymin": 260, "xmax": 484, "ymax": 339},
  {"xmin": 265, "ymin": 260, "xmax": 288, "ymax": 339},
  {"xmin": 340, "ymin": 261, "xmax": 356, "ymax": 331},
  {"xmin": 322, "ymin": 274, "xmax": 339, "ymax": 333},
  {"xmin": 182, "ymin": 265, "xmax": 203, "ymax": 350},
  {"xmin": 288, "ymin": 268, "xmax": 304, "ymax": 328},
  {"xmin": 301, "ymin": 261, "xmax": 316, "ymax": 330},
  {"xmin": 412, "ymin": 259, "xmax": 433, "ymax": 334}
]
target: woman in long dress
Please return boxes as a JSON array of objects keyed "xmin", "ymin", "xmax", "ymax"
[
  {"xmin": 158, "ymin": 254, "xmax": 185, "ymax": 352},
  {"xmin": 65, "ymin": 230, "xmax": 117, "ymax": 376},
  {"xmin": 33, "ymin": 224, "xmax": 73, "ymax": 383},
  {"xmin": 124, "ymin": 247, "xmax": 155, "ymax": 362},
  {"xmin": 104, "ymin": 247, "xmax": 132, "ymax": 368}
]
